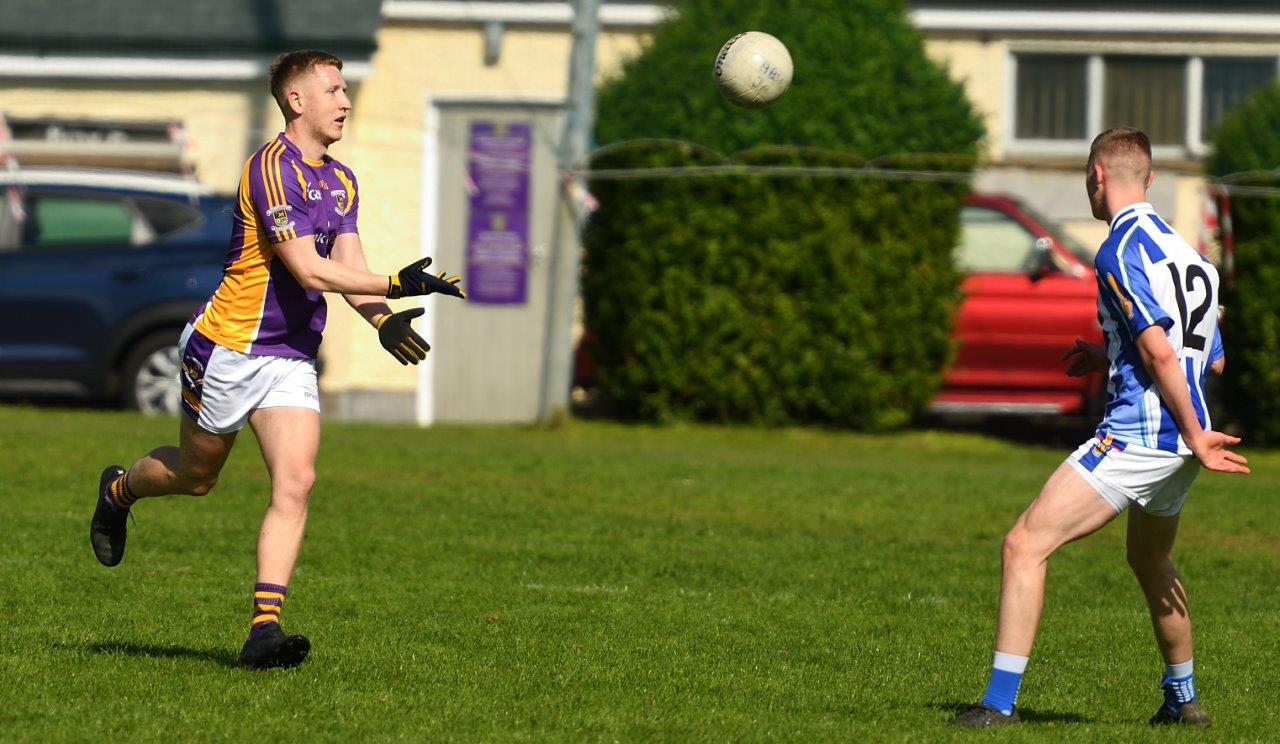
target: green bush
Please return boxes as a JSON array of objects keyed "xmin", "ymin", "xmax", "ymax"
[
  {"xmin": 583, "ymin": 143, "xmax": 967, "ymax": 428},
  {"xmin": 583, "ymin": 0, "xmax": 982, "ymax": 427},
  {"xmin": 1206, "ymin": 82, "xmax": 1280, "ymax": 442}
]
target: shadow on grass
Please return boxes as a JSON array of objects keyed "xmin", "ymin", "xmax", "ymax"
[
  {"xmin": 74, "ymin": 640, "xmax": 241, "ymax": 669},
  {"xmin": 931, "ymin": 701, "xmax": 1094, "ymax": 724}
]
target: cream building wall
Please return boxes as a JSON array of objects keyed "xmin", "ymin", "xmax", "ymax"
[{"xmin": 321, "ymin": 22, "xmax": 648, "ymax": 403}]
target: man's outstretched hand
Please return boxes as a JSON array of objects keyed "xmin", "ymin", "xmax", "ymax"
[
  {"xmin": 387, "ymin": 257, "xmax": 467, "ymax": 300},
  {"xmin": 377, "ymin": 308, "xmax": 430, "ymax": 365},
  {"xmin": 1061, "ymin": 337, "xmax": 1107, "ymax": 377},
  {"xmin": 1190, "ymin": 431, "xmax": 1251, "ymax": 475}
]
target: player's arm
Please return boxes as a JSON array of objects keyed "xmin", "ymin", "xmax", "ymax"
[
  {"xmin": 273, "ymin": 235, "xmax": 390, "ymax": 295},
  {"xmin": 271, "ymin": 237, "xmax": 466, "ymax": 299},
  {"xmin": 325, "ymin": 232, "xmax": 465, "ymax": 366},
  {"xmin": 328, "ymin": 233, "xmax": 425, "ymax": 365},
  {"xmin": 1135, "ymin": 326, "xmax": 1248, "ymax": 474},
  {"xmin": 330, "ymin": 232, "xmax": 391, "ymax": 326},
  {"xmin": 255, "ymin": 156, "xmax": 463, "ymax": 299}
]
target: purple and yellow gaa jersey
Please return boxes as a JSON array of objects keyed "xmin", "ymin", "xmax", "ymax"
[{"xmin": 192, "ymin": 133, "xmax": 359, "ymax": 359}]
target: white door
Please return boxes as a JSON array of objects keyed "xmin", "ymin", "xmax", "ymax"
[{"xmin": 421, "ymin": 101, "xmax": 565, "ymax": 423}]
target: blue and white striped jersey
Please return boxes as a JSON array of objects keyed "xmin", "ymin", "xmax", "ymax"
[{"xmin": 1094, "ymin": 202, "xmax": 1224, "ymax": 455}]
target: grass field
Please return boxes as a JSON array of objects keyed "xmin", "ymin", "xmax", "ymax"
[{"xmin": 1, "ymin": 405, "xmax": 1277, "ymax": 741}]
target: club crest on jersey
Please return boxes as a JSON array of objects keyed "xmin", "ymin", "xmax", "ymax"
[
  {"xmin": 268, "ymin": 204, "xmax": 295, "ymax": 232},
  {"xmin": 1106, "ymin": 274, "xmax": 1134, "ymax": 319},
  {"xmin": 332, "ymin": 189, "xmax": 348, "ymax": 215}
]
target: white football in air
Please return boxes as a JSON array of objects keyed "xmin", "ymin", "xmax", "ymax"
[{"xmin": 714, "ymin": 31, "xmax": 794, "ymax": 110}]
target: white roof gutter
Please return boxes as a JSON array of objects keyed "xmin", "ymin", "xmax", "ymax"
[
  {"xmin": 911, "ymin": 9, "xmax": 1280, "ymax": 36},
  {"xmin": 382, "ymin": 1, "xmax": 671, "ymax": 27},
  {"xmin": 0, "ymin": 55, "xmax": 372, "ymax": 81}
]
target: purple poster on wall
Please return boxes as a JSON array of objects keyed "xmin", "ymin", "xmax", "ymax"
[{"xmin": 465, "ymin": 121, "xmax": 531, "ymax": 304}]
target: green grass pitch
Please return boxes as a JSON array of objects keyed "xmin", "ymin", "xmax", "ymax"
[{"xmin": 1, "ymin": 405, "xmax": 1277, "ymax": 741}]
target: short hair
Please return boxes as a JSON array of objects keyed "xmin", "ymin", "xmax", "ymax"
[
  {"xmin": 268, "ymin": 50, "xmax": 344, "ymax": 116},
  {"xmin": 1087, "ymin": 127, "xmax": 1152, "ymax": 184}
]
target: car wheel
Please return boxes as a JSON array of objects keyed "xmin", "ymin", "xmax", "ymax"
[{"xmin": 120, "ymin": 330, "xmax": 183, "ymax": 415}]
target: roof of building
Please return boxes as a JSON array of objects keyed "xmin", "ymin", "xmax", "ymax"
[{"xmin": 0, "ymin": 0, "xmax": 382, "ymax": 57}]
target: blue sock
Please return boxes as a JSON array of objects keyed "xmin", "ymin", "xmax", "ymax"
[
  {"xmin": 1161, "ymin": 659, "xmax": 1195, "ymax": 713},
  {"xmin": 980, "ymin": 652, "xmax": 1028, "ymax": 715}
]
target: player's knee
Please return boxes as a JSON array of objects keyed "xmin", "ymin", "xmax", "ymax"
[
  {"xmin": 1001, "ymin": 528, "xmax": 1025, "ymax": 563},
  {"xmin": 1001, "ymin": 525, "xmax": 1045, "ymax": 564},
  {"xmin": 186, "ymin": 474, "xmax": 219, "ymax": 497},
  {"xmin": 274, "ymin": 467, "xmax": 315, "ymax": 500}
]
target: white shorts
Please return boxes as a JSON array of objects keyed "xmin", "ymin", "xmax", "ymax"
[
  {"xmin": 1066, "ymin": 433, "xmax": 1200, "ymax": 517},
  {"xmin": 178, "ymin": 325, "xmax": 319, "ymax": 434}
]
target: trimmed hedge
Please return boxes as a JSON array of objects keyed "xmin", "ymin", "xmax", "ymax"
[
  {"xmin": 583, "ymin": 0, "xmax": 982, "ymax": 427},
  {"xmin": 1206, "ymin": 82, "xmax": 1280, "ymax": 442},
  {"xmin": 583, "ymin": 144, "xmax": 967, "ymax": 428}
]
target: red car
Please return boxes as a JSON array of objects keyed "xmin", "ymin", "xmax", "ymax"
[{"xmin": 932, "ymin": 194, "xmax": 1105, "ymax": 418}]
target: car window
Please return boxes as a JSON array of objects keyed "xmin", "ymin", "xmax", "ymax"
[
  {"xmin": 21, "ymin": 193, "xmax": 136, "ymax": 248},
  {"xmin": 1016, "ymin": 202, "xmax": 1095, "ymax": 263},
  {"xmin": 135, "ymin": 196, "xmax": 204, "ymax": 240},
  {"xmin": 955, "ymin": 206, "xmax": 1039, "ymax": 274}
]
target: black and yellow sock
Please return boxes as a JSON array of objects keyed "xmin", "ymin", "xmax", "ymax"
[
  {"xmin": 105, "ymin": 471, "xmax": 139, "ymax": 511},
  {"xmin": 250, "ymin": 583, "xmax": 288, "ymax": 637}
]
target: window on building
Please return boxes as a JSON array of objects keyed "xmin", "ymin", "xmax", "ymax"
[
  {"xmin": 1011, "ymin": 52, "xmax": 1277, "ymax": 151},
  {"xmin": 1104, "ymin": 56, "xmax": 1186, "ymax": 146},
  {"xmin": 1015, "ymin": 55, "xmax": 1087, "ymax": 140},
  {"xmin": 955, "ymin": 206, "xmax": 1039, "ymax": 273},
  {"xmin": 1203, "ymin": 57, "xmax": 1277, "ymax": 136}
]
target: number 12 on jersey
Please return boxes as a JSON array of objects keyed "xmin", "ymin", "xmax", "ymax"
[{"xmin": 1166, "ymin": 263, "xmax": 1214, "ymax": 352}]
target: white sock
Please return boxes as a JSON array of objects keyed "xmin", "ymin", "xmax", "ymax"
[
  {"xmin": 1165, "ymin": 658, "xmax": 1193, "ymax": 679},
  {"xmin": 993, "ymin": 651, "xmax": 1029, "ymax": 673}
]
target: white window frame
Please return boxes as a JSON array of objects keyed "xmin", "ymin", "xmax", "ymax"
[{"xmin": 1005, "ymin": 42, "xmax": 1280, "ymax": 159}]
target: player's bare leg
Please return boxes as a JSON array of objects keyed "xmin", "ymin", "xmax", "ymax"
[
  {"xmin": 954, "ymin": 463, "xmax": 1118, "ymax": 726},
  {"xmin": 91, "ymin": 415, "xmax": 237, "ymax": 566},
  {"xmin": 250, "ymin": 406, "xmax": 319, "ymax": 585},
  {"xmin": 129, "ymin": 415, "xmax": 238, "ymax": 497},
  {"xmin": 1128, "ymin": 508, "xmax": 1210, "ymax": 726},
  {"xmin": 1127, "ymin": 509, "xmax": 1191, "ymax": 662},
  {"xmin": 994, "ymin": 463, "xmax": 1120, "ymax": 656},
  {"xmin": 238, "ymin": 405, "xmax": 320, "ymax": 669}
]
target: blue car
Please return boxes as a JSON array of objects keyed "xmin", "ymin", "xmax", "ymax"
[{"xmin": 0, "ymin": 168, "xmax": 233, "ymax": 414}]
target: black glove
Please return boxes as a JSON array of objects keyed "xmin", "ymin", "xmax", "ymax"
[
  {"xmin": 387, "ymin": 257, "xmax": 466, "ymax": 300},
  {"xmin": 377, "ymin": 308, "xmax": 430, "ymax": 365}
]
